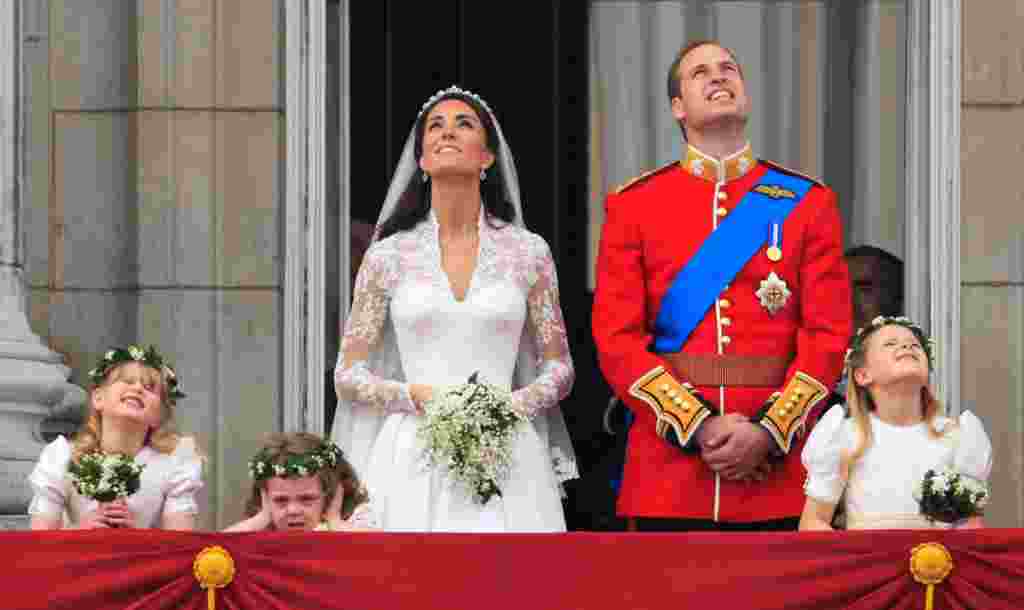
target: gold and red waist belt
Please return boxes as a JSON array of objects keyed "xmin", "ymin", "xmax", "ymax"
[{"xmin": 660, "ymin": 352, "xmax": 793, "ymax": 387}]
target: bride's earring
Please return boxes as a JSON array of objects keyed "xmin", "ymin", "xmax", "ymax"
[
  {"xmin": 479, "ymin": 168, "xmax": 487, "ymax": 181},
  {"xmin": 422, "ymin": 171, "xmax": 429, "ymax": 183}
]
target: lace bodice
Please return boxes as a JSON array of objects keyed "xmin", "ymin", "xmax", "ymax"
[{"xmin": 335, "ymin": 210, "xmax": 573, "ymax": 419}]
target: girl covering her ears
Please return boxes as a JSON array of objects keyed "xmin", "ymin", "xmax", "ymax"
[
  {"xmin": 28, "ymin": 345, "xmax": 204, "ymax": 530},
  {"xmin": 223, "ymin": 433, "xmax": 379, "ymax": 532},
  {"xmin": 799, "ymin": 317, "xmax": 993, "ymax": 530}
]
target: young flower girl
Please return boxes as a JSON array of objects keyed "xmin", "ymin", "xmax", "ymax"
[
  {"xmin": 224, "ymin": 433, "xmax": 379, "ymax": 532},
  {"xmin": 800, "ymin": 317, "xmax": 992, "ymax": 530},
  {"xmin": 28, "ymin": 345, "xmax": 203, "ymax": 530}
]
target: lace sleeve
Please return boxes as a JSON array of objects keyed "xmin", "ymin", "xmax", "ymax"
[
  {"xmin": 334, "ymin": 243, "xmax": 417, "ymax": 414},
  {"xmin": 510, "ymin": 239, "xmax": 574, "ymax": 419}
]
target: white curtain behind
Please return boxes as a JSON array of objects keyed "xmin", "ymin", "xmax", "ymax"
[{"xmin": 588, "ymin": 0, "xmax": 906, "ymax": 289}]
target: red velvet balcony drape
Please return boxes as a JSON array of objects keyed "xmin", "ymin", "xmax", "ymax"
[{"xmin": 7, "ymin": 529, "xmax": 1024, "ymax": 609}]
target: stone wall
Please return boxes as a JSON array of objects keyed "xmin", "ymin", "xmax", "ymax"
[{"xmin": 961, "ymin": 0, "xmax": 1024, "ymax": 527}]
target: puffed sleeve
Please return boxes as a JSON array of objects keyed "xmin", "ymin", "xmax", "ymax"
[
  {"xmin": 953, "ymin": 411, "xmax": 993, "ymax": 482},
  {"xmin": 163, "ymin": 437, "xmax": 204, "ymax": 514},
  {"xmin": 27, "ymin": 436, "xmax": 72, "ymax": 518},
  {"xmin": 800, "ymin": 406, "xmax": 848, "ymax": 504}
]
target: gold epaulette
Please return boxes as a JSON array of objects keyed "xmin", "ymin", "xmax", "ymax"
[
  {"xmin": 614, "ymin": 161, "xmax": 677, "ymax": 194},
  {"xmin": 758, "ymin": 159, "xmax": 824, "ymax": 188}
]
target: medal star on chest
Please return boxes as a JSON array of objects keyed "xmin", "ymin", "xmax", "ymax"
[{"xmin": 756, "ymin": 271, "xmax": 791, "ymax": 315}]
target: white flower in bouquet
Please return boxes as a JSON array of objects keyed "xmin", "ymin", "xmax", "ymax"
[
  {"xmin": 915, "ymin": 466, "xmax": 989, "ymax": 524},
  {"xmin": 417, "ymin": 372, "xmax": 525, "ymax": 505},
  {"xmin": 68, "ymin": 452, "xmax": 145, "ymax": 503}
]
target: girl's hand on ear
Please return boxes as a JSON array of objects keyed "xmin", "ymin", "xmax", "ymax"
[
  {"xmin": 325, "ymin": 482, "xmax": 346, "ymax": 530},
  {"xmin": 255, "ymin": 488, "xmax": 273, "ymax": 529}
]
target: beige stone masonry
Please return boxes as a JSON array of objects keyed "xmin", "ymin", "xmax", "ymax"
[{"xmin": 961, "ymin": 0, "xmax": 1024, "ymax": 527}]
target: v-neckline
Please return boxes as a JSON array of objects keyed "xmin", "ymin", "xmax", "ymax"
[{"xmin": 431, "ymin": 209, "xmax": 483, "ymax": 304}]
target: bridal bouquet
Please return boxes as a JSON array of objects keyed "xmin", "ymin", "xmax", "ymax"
[
  {"xmin": 913, "ymin": 466, "xmax": 989, "ymax": 524},
  {"xmin": 418, "ymin": 372, "xmax": 524, "ymax": 505},
  {"xmin": 69, "ymin": 452, "xmax": 145, "ymax": 503}
]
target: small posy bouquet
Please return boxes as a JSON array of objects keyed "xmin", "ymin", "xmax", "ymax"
[
  {"xmin": 69, "ymin": 452, "xmax": 145, "ymax": 503},
  {"xmin": 417, "ymin": 372, "xmax": 524, "ymax": 505},
  {"xmin": 913, "ymin": 466, "xmax": 989, "ymax": 524}
]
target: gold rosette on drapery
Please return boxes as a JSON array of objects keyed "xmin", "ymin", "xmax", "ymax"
[
  {"xmin": 910, "ymin": 542, "xmax": 953, "ymax": 610},
  {"xmin": 194, "ymin": 545, "xmax": 235, "ymax": 610}
]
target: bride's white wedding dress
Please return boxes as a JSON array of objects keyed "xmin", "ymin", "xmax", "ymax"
[{"xmin": 333, "ymin": 210, "xmax": 574, "ymax": 532}]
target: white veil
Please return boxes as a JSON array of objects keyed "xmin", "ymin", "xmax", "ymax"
[{"xmin": 331, "ymin": 86, "xmax": 578, "ymax": 486}]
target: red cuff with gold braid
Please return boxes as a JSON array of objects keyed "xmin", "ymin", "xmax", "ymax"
[
  {"xmin": 752, "ymin": 371, "xmax": 829, "ymax": 454},
  {"xmin": 628, "ymin": 366, "xmax": 715, "ymax": 450}
]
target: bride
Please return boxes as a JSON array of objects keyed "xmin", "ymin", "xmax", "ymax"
[{"xmin": 331, "ymin": 86, "xmax": 577, "ymax": 532}]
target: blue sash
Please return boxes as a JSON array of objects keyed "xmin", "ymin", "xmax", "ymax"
[{"xmin": 651, "ymin": 169, "xmax": 812, "ymax": 352}]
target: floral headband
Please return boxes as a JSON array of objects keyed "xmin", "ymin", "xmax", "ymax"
[
  {"xmin": 844, "ymin": 315, "xmax": 936, "ymax": 370},
  {"xmin": 417, "ymin": 85, "xmax": 496, "ymax": 121},
  {"xmin": 248, "ymin": 440, "xmax": 345, "ymax": 482},
  {"xmin": 88, "ymin": 344, "xmax": 185, "ymax": 400}
]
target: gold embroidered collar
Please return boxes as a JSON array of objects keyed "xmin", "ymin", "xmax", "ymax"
[{"xmin": 680, "ymin": 143, "xmax": 755, "ymax": 183}]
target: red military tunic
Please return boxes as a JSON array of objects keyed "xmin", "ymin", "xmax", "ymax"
[{"xmin": 592, "ymin": 143, "xmax": 852, "ymax": 522}]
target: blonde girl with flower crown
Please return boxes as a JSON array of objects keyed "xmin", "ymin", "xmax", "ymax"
[
  {"xmin": 798, "ymin": 317, "xmax": 993, "ymax": 530},
  {"xmin": 27, "ymin": 345, "xmax": 203, "ymax": 530}
]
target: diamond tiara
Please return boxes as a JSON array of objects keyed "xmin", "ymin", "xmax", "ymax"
[{"xmin": 417, "ymin": 85, "xmax": 495, "ymax": 120}]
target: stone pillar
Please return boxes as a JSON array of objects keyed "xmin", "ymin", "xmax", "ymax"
[
  {"xmin": 849, "ymin": 0, "xmax": 907, "ymax": 256},
  {"xmin": 961, "ymin": 0, "xmax": 1024, "ymax": 528},
  {"xmin": 0, "ymin": 0, "xmax": 85, "ymax": 530}
]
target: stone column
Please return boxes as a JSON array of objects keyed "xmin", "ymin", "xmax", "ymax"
[
  {"xmin": 961, "ymin": 0, "xmax": 1024, "ymax": 528},
  {"xmin": 0, "ymin": 0, "xmax": 85, "ymax": 530}
]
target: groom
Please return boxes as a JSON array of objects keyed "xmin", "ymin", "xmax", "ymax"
[{"xmin": 592, "ymin": 39, "xmax": 852, "ymax": 531}]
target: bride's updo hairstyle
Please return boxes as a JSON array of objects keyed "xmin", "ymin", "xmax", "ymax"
[{"xmin": 376, "ymin": 86, "xmax": 516, "ymax": 241}]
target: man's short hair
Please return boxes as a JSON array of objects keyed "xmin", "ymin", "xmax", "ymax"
[
  {"xmin": 666, "ymin": 39, "xmax": 744, "ymax": 103},
  {"xmin": 665, "ymin": 39, "xmax": 744, "ymax": 140},
  {"xmin": 845, "ymin": 245, "xmax": 904, "ymax": 316}
]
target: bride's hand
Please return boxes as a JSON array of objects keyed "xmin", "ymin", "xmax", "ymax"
[{"xmin": 410, "ymin": 384, "xmax": 434, "ymax": 412}]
